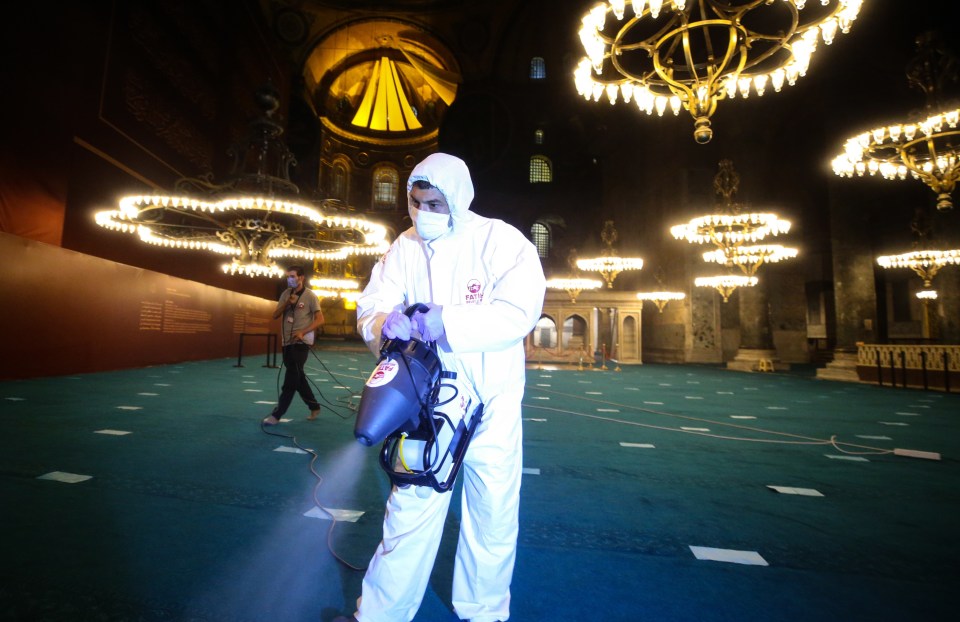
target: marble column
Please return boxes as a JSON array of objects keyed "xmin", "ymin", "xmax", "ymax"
[
  {"xmin": 727, "ymin": 280, "xmax": 786, "ymax": 371},
  {"xmin": 817, "ymin": 183, "xmax": 879, "ymax": 382}
]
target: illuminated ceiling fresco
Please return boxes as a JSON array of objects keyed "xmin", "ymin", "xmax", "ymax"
[{"xmin": 304, "ymin": 20, "xmax": 460, "ymax": 144}]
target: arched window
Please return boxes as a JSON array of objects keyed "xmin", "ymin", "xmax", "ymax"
[
  {"xmin": 534, "ymin": 129, "xmax": 544, "ymax": 145},
  {"xmin": 530, "ymin": 57, "xmax": 546, "ymax": 80},
  {"xmin": 372, "ymin": 165, "xmax": 399, "ymax": 209},
  {"xmin": 331, "ymin": 159, "xmax": 350, "ymax": 201},
  {"xmin": 531, "ymin": 222, "xmax": 550, "ymax": 258},
  {"xmin": 562, "ymin": 315, "xmax": 588, "ymax": 351},
  {"xmin": 533, "ymin": 315, "xmax": 557, "ymax": 349},
  {"xmin": 529, "ymin": 155, "xmax": 552, "ymax": 183}
]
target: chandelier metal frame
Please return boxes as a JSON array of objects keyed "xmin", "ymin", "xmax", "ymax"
[
  {"xmin": 830, "ymin": 32, "xmax": 960, "ymax": 211},
  {"xmin": 95, "ymin": 195, "xmax": 389, "ymax": 278},
  {"xmin": 694, "ymin": 274, "xmax": 758, "ymax": 302},
  {"xmin": 636, "ymin": 290, "xmax": 686, "ymax": 312},
  {"xmin": 876, "ymin": 249, "xmax": 960, "ymax": 287},
  {"xmin": 702, "ymin": 243, "xmax": 799, "ymax": 276},
  {"xmin": 574, "ymin": 0, "xmax": 864, "ymax": 143},
  {"xmin": 546, "ymin": 277, "xmax": 604, "ymax": 303},
  {"xmin": 672, "ymin": 159, "xmax": 797, "ymax": 301},
  {"xmin": 94, "ymin": 84, "xmax": 389, "ymax": 278},
  {"xmin": 575, "ymin": 220, "xmax": 644, "ymax": 288}
]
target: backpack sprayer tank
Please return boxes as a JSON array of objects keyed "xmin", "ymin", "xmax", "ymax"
[{"xmin": 354, "ymin": 304, "xmax": 483, "ymax": 492}]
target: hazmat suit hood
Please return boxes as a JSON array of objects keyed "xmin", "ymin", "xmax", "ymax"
[{"xmin": 407, "ymin": 153, "xmax": 476, "ymax": 233}]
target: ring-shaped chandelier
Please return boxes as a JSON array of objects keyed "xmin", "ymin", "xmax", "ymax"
[
  {"xmin": 95, "ymin": 195, "xmax": 389, "ymax": 278},
  {"xmin": 702, "ymin": 244, "xmax": 799, "ymax": 276},
  {"xmin": 876, "ymin": 249, "xmax": 960, "ymax": 287},
  {"xmin": 695, "ymin": 274, "xmax": 758, "ymax": 302},
  {"xmin": 574, "ymin": 0, "xmax": 864, "ymax": 143},
  {"xmin": 830, "ymin": 32, "xmax": 960, "ymax": 211},
  {"xmin": 547, "ymin": 277, "xmax": 604, "ymax": 303},
  {"xmin": 831, "ymin": 108, "xmax": 960, "ymax": 211},
  {"xmin": 94, "ymin": 83, "xmax": 389, "ymax": 278}
]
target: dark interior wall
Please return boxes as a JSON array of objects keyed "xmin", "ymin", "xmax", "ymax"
[
  {"xmin": 0, "ymin": 232, "xmax": 275, "ymax": 381},
  {"xmin": 1, "ymin": 0, "xmax": 293, "ymax": 301}
]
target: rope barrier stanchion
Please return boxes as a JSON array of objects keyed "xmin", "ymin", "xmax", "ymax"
[{"xmin": 235, "ymin": 332, "xmax": 279, "ymax": 368}]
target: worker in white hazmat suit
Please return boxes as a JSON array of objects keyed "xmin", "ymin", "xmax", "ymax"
[{"xmin": 335, "ymin": 153, "xmax": 545, "ymax": 622}]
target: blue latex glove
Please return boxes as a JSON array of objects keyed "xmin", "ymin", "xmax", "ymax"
[
  {"xmin": 382, "ymin": 311, "xmax": 412, "ymax": 340},
  {"xmin": 413, "ymin": 303, "xmax": 445, "ymax": 342}
]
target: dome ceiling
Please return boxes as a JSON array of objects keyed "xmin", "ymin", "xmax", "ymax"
[{"xmin": 304, "ymin": 19, "xmax": 461, "ymax": 144}]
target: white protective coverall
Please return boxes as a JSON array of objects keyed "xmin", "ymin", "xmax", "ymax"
[{"xmin": 355, "ymin": 153, "xmax": 546, "ymax": 622}]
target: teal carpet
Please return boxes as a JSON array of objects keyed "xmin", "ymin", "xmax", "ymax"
[{"xmin": 1, "ymin": 352, "xmax": 957, "ymax": 621}]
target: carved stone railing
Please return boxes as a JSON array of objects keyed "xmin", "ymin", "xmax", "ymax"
[{"xmin": 857, "ymin": 344, "xmax": 960, "ymax": 391}]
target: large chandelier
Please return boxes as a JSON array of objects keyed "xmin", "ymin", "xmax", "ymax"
[
  {"xmin": 310, "ymin": 277, "xmax": 362, "ymax": 299},
  {"xmin": 702, "ymin": 244, "xmax": 798, "ymax": 276},
  {"xmin": 546, "ymin": 277, "xmax": 604, "ymax": 303},
  {"xmin": 876, "ymin": 249, "xmax": 960, "ymax": 287},
  {"xmin": 96, "ymin": 196, "xmax": 389, "ymax": 278},
  {"xmin": 636, "ymin": 290, "xmax": 686, "ymax": 312},
  {"xmin": 672, "ymin": 160, "xmax": 796, "ymax": 300},
  {"xmin": 576, "ymin": 220, "xmax": 644, "ymax": 287},
  {"xmin": 694, "ymin": 274, "xmax": 757, "ymax": 302},
  {"xmin": 574, "ymin": 0, "xmax": 864, "ymax": 143},
  {"xmin": 830, "ymin": 32, "xmax": 960, "ymax": 211},
  {"xmin": 94, "ymin": 85, "xmax": 389, "ymax": 277}
]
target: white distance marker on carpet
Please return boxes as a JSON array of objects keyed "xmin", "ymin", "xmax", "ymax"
[
  {"xmin": 522, "ymin": 467, "xmax": 541, "ymax": 475},
  {"xmin": 243, "ymin": 389, "xmax": 263, "ymax": 392},
  {"xmin": 95, "ymin": 429, "xmax": 132, "ymax": 436},
  {"xmin": 879, "ymin": 422, "xmax": 909, "ymax": 426},
  {"xmin": 597, "ymin": 408, "xmax": 620, "ymax": 412},
  {"xmin": 681, "ymin": 427, "xmax": 710, "ymax": 432},
  {"xmin": 137, "ymin": 392, "xmax": 158, "ymax": 396},
  {"xmin": 304, "ymin": 507, "xmax": 364, "ymax": 522},
  {"xmin": 586, "ymin": 391, "xmax": 603, "ymax": 395},
  {"xmin": 620, "ymin": 442, "xmax": 655, "ymax": 448},
  {"xmin": 523, "ymin": 418, "xmax": 547, "ymax": 422},
  {"xmin": 255, "ymin": 401, "xmax": 277, "ymax": 405},
  {"xmin": 37, "ymin": 471, "xmax": 92, "ymax": 484},
  {"xmin": 767, "ymin": 485, "xmax": 823, "ymax": 497},
  {"xmin": 116, "ymin": 406, "xmax": 142, "ymax": 411},
  {"xmin": 825, "ymin": 455, "xmax": 869, "ymax": 462},
  {"xmin": 893, "ymin": 448, "xmax": 941, "ymax": 461},
  {"xmin": 895, "ymin": 412, "xmax": 920, "ymax": 416},
  {"xmin": 766, "ymin": 406, "xmax": 787, "ymax": 410},
  {"xmin": 274, "ymin": 446, "xmax": 308, "ymax": 454},
  {"xmin": 856, "ymin": 435, "xmax": 891, "ymax": 440},
  {"xmin": 685, "ymin": 396, "xmax": 704, "ymax": 400},
  {"xmin": 643, "ymin": 401, "xmax": 664, "ymax": 405},
  {"xmin": 730, "ymin": 415, "xmax": 756, "ymax": 419},
  {"xmin": 4, "ymin": 397, "xmax": 25, "ymax": 401},
  {"xmin": 689, "ymin": 546, "xmax": 768, "ymax": 566}
]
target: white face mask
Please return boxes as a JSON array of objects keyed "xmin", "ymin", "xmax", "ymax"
[{"xmin": 412, "ymin": 207, "xmax": 451, "ymax": 240}]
